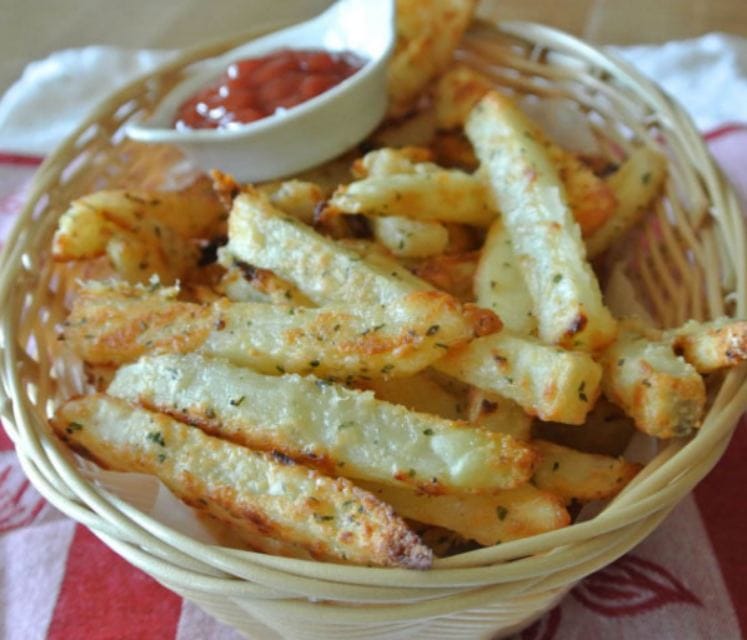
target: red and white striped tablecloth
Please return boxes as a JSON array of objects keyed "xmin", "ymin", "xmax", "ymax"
[{"xmin": 1, "ymin": 36, "xmax": 746, "ymax": 638}]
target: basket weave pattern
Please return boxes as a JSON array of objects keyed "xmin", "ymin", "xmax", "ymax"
[{"xmin": 1, "ymin": 21, "xmax": 745, "ymax": 640}]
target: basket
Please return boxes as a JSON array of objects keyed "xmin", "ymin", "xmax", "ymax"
[{"xmin": 1, "ymin": 19, "xmax": 746, "ymax": 640}]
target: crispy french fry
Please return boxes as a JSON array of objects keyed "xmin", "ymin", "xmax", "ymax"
[
  {"xmin": 328, "ymin": 166, "xmax": 496, "ymax": 226},
  {"xmin": 387, "ymin": 0, "xmax": 477, "ymax": 118},
  {"xmin": 257, "ymin": 179, "xmax": 325, "ymax": 225},
  {"xmin": 53, "ymin": 184, "xmax": 225, "ymax": 257},
  {"xmin": 434, "ymin": 64, "xmax": 495, "ymax": 130},
  {"xmin": 370, "ymin": 215, "xmax": 450, "ymax": 258},
  {"xmin": 474, "ymin": 218, "xmax": 536, "ymax": 334},
  {"xmin": 435, "ymin": 65, "xmax": 616, "ymax": 237},
  {"xmin": 108, "ymin": 354, "xmax": 537, "ymax": 494},
  {"xmin": 361, "ymin": 372, "xmax": 464, "ymax": 420},
  {"xmin": 435, "ymin": 332, "xmax": 602, "ymax": 424},
  {"xmin": 600, "ymin": 320, "xmax": 706, "ymax": 438},
  {"xmin": 466, "ymin": 92, "xmax": 617, "ymax": 350},
  {"xmin": 411, "ymin": 251, "xmax": 479, "ymax": 301},
  {"xmin": 466, "ymin": 389, "xmax": 532, "ymax": 441},
  {"xmin": 220, "ymin": 189, "xmax": 430, "ymax": 305},
  {"xmin": 217, "ymin": 262, "xmax": 314, "ymax": 306},
  {"xmin": 532, "ymin": 440, "xmax": 641, "ymax": 503},
  {"xmin": 359, "ymin": 481, "xmax": 569, "ymax": 546},
  {"xmin": 64, "ymin": 281, "xmax": 493, "ymax": 378},
  {"xmin": 52, "ymin": 182, "xmax": 227, "ymax": 285},
  {"xmin": 549, "ymin": 146, "xmax": 617, "ymax": 238},
  {"xmin": 668, "ymin": 318, "xmax": 747, "ymax": 373},
  {"xmin": 586, "ymin": 146, "xmax": 667, "ymax": 258},
  {"xmin": 52, "ymin": 394, "xmax": 432, "ymax": 568},
  {"xmin": 352, "ymin": 148, "xmax": 435, "ymax": 179},
  {"xmin": 431, "ymin": 132, "xmax": 479, "ymax": 171}
]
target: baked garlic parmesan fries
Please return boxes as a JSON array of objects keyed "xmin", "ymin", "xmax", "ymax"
[{"xmin": 47, "ymin": 2, "xmax": 747, "ymax": 569}]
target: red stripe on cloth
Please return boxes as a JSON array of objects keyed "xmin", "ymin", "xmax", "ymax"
[
  {"xmin": 693, "ymin": 414, "xmax": 747, "ymax": 637},
  {"xmin": 47, "ymin": 525, "xmax": 182, "ymax": 640},
  {"xmin": 0, "ymin": 423, "xmax": 14, "ymax": 451},
  {"xmin": 0, "ymin": 152, "xmax": 44, "ymax": 166},
  {"xmin": 703, "ymin": 123, "xmax": 747, "ymax": 142}
]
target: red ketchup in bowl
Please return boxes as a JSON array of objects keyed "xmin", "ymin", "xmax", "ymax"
[{"xmin": 174, "ymin": 49, "xmax": 365, "ymax": 130}]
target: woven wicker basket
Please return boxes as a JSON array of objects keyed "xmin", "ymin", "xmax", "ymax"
[{"xmin": 1, "ymin": 19, "xmax": 746, "ymax": 640}]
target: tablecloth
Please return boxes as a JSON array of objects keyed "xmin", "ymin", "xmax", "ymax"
[{"xmin": 1, "ymin": 31, "xmax": 746, "ymax": 640}]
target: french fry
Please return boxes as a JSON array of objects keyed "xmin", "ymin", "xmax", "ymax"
[
  {"xmin": 474, "ymin": 218, "xmax": 536, "ymax": 334},
  {"xmin": 431, "ymin": 132, "xmax": 479, "ymax": 171},
  {"xmin": 64, "ymin": 281, "xmax": 493, "ymax": 378},
  {"xmin": 351, "ymin": 147, "xmax": 434, "ymax": 178},
  {"xmin": 361, "ymin": 372, "xmax": 464, "ymax": 420},
  {"xmin": 466, "ymin": 389, "xmax": 532, "ymax": 441},
  {"xmin": 53, "ymin": 184, "xmax": 226, "ymax": 257},
  {"xmin": 217, "ymin": 262, "xmax": 314, "ymax": 305},
  {"xmin": 51, "ymin": 394, "xmax": 432, "ymax": 568},
  {"xmin": 586, "ymin": 146, "xmax": 667, "ymax": 258},
  {"xmin": 667, "ymin": 318, "xmax": 747, "ymax": 373},
  {"xmin": 387, "ymin": 0, "xmax": 477, "ymax": 118},
  {"xmin": 549, "ymin": 145, "xmax": 617, "ymax": 238},
  {"xmin": 411, "ymin": 251, "xmax": 479, "ymax": 301},
  {"xmin": 258, "ymin": 179, "xmax": 325, "ymax": 225},
  {"xmin": 434, "ymin": 64, "xmax": 495, "ymax": 130},
  {"xmin": 466, "ymin": 91, "xmax": 617, "ymax": 350},
  {"xmin": 220, "ymin": 189, "xmax": 430, "ymax": 305},
  {"xmin": 327, "ymin": 166, "xmax": 497, "ymax": 226},
  {"xmin": 108, "ymin": 353, "xmax": 537, "ymax": 494},
  {"xmin": 359, "ymin": 481, "xmax": 569, "ymax": 546},
  {"xmin": 532, "ymin": 440, "xmax": 641, "ymax": 503},
  {"xmin": 435, "ymin": 332, "xmax": 602, "ymax": 424},
  {"xmin": 600, "ymin": 320, "xmax": 706, "ymax": 438},
  {"xmin": 435, "ymin": 65, "xmax": 616, "ymax": 237},
  {"xmin": 369, "ymin": 215, "xmax": 450, "ymax": 258}
]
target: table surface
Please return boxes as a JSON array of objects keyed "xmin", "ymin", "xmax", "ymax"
[{"xmin": 2, "ymin": 0, "xmax": 746, "ymax": 94}]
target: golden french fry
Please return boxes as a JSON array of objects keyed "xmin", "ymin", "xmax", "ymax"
[
  {"xmin": 64, "ymin": 281, "xmax": 492, "ymax": 379},
  {"xmin": 328, "ymin": 167, "xmax": 496, "ymax": 226},
  {"xmin": 474, "ymin": 217, "xmax": 536, "ymax": 335},
  {"xmin": 434, "ymin": 64, "xmax": 494, "ymax": 130},
  {"xmin": 52, "ymin": 394, "xmax": 432, "ymax": 568},
  {"xmin": 108, "ymin": 354, "xmax": 537, "ymax": 494},
  {"xmin": 531, "ymin": 440, "xmax": 641, "ymax": 503},
  {"xmin": 359, "ymin": 481, "xmax": 569, "ymax": 546},
  {"xmin": 217, "ymin": 263, "xmax": 314, "ymax": 305},
  {"xmin": 387, "ymin": 0, "xmax": 477, "ymax": 118},
  {"xmin": 586, "ymin": 146, "xmax": 667, "ymax": 258},
  {"xmin": 411, "ymin": 251, "xmax": 479, "ymax": 301},
  {"xmin": 668, "ymin": 318, "xmax": 747, "ymax": 373},
  {"xmin": 361, "ymin": 371, "xmax": 464, "ymax": 420},
  {"xmin": 351, "ymin": 147, "xmax": 435, "ymax": 178},
  {"xmin": 550, "ymin": 145, "xmax": 617, "ymax": 238},
  {"xmin": 600, "ymin": 320, "xmax": 706, "ymax": 438},
  {"xmin": 370, "ymin": 215, "xmax": 450, "ymax": 258},
  {"xmin": 257, "ymin": 179, "xmax": 325, "ymax": 225},
  {"xmin": 220, "ymin": 189, "xmax": 430, "ymax": 305},
  {"xmin": 466, "ymin": 388, "xmax": 532, "ymax": 442},
  {"xmin": 435, "ymin": 332, "xmax": 602, "ymax": 424},
  {"xmin": 466, "ymin": 91, "xmax": 617, "ymax": 350}
]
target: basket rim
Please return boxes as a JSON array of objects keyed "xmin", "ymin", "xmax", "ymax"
[{"xmin": 1, "ymin": 17, "xmax": 745, "ymax": 605}]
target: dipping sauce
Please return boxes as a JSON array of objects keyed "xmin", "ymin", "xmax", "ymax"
[{"xmin": 175, "ymin": 49, "xmax": 365, "ymax": 130}]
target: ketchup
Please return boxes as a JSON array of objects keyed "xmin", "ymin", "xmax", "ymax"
[{"xmin": 175, "ymin": 49, "xmax": 364, "ymax": 130}]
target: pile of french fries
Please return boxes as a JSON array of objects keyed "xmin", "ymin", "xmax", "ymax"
[{"xmin": 47, "ymin": 8, "xmax": 747, "ymax": 570}]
